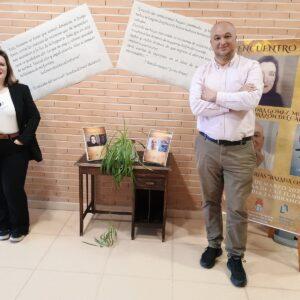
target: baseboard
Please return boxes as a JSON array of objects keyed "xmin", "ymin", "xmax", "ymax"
[
  {"xmin": 28, "ymin": 199, "xmax": 79, "ymax": 211},
  {"xmin": 166, "ymin": 209, "xmax": 202, "ymax": 219},
  {"xmin": 28, "ymin": 199, "xmax": 203, "ymax": 219}
]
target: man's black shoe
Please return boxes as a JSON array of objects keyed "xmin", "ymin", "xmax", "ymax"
[
  {"xmin": 200, "ymin": 247, "xmax": 222, "ymax": 269},
  {"xmin": 227, "ymin": 256, "xmax": 247, "ymax": 287}
]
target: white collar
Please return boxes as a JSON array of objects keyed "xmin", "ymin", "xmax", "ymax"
[{"xmin": 212, "ymin": 53, "xmax": 238, "ymax": 69}]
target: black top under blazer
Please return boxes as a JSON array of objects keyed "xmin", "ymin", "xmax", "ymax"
[{"xmin": 8, "ymin": 83, "xmax": 42, "ymax": 162}]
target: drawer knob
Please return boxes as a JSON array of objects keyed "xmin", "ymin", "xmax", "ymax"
[{"xmin": 145, "ymin": 181, "xmax": 155, "ymax": 186}]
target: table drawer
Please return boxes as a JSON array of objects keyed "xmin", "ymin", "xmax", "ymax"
[{"xmin": 135, "ymin": 177, "xmax": 165, "ymax": 190}]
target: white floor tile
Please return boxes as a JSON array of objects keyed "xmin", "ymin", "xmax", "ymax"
[
  {"xmin": 30, "ymin": 209, "xmax": 72, "ymax": 235},
  {"xmin": 59, "ymin": 211, "xmax": 94, "ymax": 236},
  {"xmin": 173, "ymin": 243, "xmax": 230, "ymax": 284},
  {"xmin": 245, "ymin": 249, "xmax": 300, "ymax": 289},
  {"xmin": 59, "ymin": 211, "xmax": 120, "ymax": 238},
  {"xmin": 0, "ymin": 234, "xmax": 56, "ymax": 269},
  {"xmin": 172, "ymin": 218, "xmax": 207, "ymax": 245},
  {"xmin": 0, "ymin": 268, "xmax": 32, "ymax": 300},
  {"xmin": 37, "ymin": 235, "xmax": 111, "ymax": 273},
  {"xmin": 247, "ymin": 230, "xmax": 290, "ymax": 252},
  {"xmin": 246, "ymin": 287, "xmax": 300, "ymax": 300},
  {"xmin": 96, "ymin": 275, "xmax": 172, "ymax": 300},
  {"xmin": 81, "ymin": 218, "xmax": 120, "ymax": 240},
  {"xmin": 17, "ymin": 270, "xmax": 101, "ymax": 300},
  {"xmin": 173, "ymin": 281, "xmax": 248, "ymax": 300},
  {"xmin": 104, "ymin": 240, "xmax": 172, "ymax": 279}
]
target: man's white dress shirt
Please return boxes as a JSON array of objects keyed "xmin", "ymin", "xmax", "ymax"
[{"xmin": 189, "ymin": 54, "xmax": 263, "ymax": 141}]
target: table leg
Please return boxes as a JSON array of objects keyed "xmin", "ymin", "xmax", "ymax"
[
  {"xmin": 162, "ymin": 180, "xmax": 168, "ymax": 242},
  {"xmin": 86, "ymin": 174, "xmax": 89, "ymax": 210},
  {"xmin": 91, "ymin": 175, "xmax": 95, "ymax": 213},
  {"xmin": 162, "ymin": 201, "xmax": 166, "ymax": 242},
  {"xmin": 79, "ymin": 171, "xmax": 84, "ymax": 236},
  {"xmin": 131, "ymin": 187, "xmax": 135, "ymax": 240},
  {"xmin": 297, "ymin": 235, "xmax": 300, "ymax": 272},
  {"xmin": 162, "ymin": 227, "xmax": 165, "ymax": 242},
  {"xmin": 131, "ymin": 224, "xmax": 135, "ymax": 240}
]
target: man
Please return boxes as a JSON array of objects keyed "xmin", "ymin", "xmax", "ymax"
[
  {"xmin": 253, "ymin": 121, "xmax": 274, "ymax": 170},
  {"xmin": 189, "ymin": 21, "xmax": 263, "ymax": 287}
]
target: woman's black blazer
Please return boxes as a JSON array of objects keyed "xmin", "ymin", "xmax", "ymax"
[{"xmin": 8, "ymin": 83, "xmax": 42, "ymax": 162}]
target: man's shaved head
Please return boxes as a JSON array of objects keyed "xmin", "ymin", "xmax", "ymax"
[{"xmin": 210, "ymin": 21, "xmax": 236, "ymax": 39}]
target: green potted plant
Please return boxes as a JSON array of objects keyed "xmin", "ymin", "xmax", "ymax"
[
  {"xmin": 101, "ymin": 124, "xmax": 144, "ymax": 188},
  {"xmin": 83, "ymin": 124, "xmax": 147, "ymax": 248},
  {"xmin": 84, "ymin": 123, "xmax": 146, "ymax": 247}
]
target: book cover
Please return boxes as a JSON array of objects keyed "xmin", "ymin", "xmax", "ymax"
[
  {"xmin": 143, "ymin": 129, "xmax": 173, "ymax": 166},
  {"xmin": 83, "ymin": 127, "xmax": 107, "ymax": 161}
]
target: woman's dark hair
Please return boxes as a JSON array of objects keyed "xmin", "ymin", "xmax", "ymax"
[
  {"xmin": 258, "ymin": 55, "xmax": 279, "ymax": 93},
  {"xmin": 0, "ymin": 49, "xmax": 18, "ymax": 86}
]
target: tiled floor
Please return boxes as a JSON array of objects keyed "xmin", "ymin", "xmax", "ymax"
[{"xmin": 0, "ymin": 209, "xmax": 299, "ymax": 300}]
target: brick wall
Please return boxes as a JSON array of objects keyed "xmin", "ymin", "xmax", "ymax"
[{"xmin": 1, "ymin": 0, "xmax": 299, "ymax": 210}]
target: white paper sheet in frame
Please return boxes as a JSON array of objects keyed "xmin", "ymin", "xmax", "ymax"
[
  {"xmin": 117, "ymin": 1, "xmax": 213, "ymax": 90},
  {"xmin": 1, "ymin": 4, "xmax": 112, "ymax": 100}
]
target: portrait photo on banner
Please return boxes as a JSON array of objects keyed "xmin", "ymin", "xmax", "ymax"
[
  {"xmin": 254, "ymin": 119, "xmax": 279, "ymax": 171},
  {"xmin": 250, "ymin": 55, "xmax": 298, "ymax": 108}
]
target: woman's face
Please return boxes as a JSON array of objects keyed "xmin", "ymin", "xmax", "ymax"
[
  {"xmin": 0, "ymin": 55, "xmax": 8, "ymax": 86},
  {"xmin": 253, "ymin": 123, "xmax": 264, "ymax": 152},
  {"xmin": 260, "ymin": 61, "xmax": 276, "ymax": 94},
  {"xmin": 90, "ymin": 136, "xmax": 96, "ymax": 144}
]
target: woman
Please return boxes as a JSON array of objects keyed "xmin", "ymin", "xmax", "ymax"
[
  {"xmin": 258, "ymin": 56, "xmax": 284, "ymax": 107},
  {"xmin": 0, "ymin": 50, "xmax": 42, "ymax": 243}
]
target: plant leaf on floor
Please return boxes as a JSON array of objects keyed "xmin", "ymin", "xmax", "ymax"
[{"xmin": 82, "ymin": 224, "xmax": 117, "ymax": 247}]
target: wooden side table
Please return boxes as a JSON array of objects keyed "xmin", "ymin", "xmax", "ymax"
[{"xmin": 75, "ymin": 152, "xmax": 171, "ymax": 240}]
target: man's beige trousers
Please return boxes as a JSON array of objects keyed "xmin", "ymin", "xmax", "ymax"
[{"xmin": 195, "ymin": 134, "xmax": 256, "ymax": 257}]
